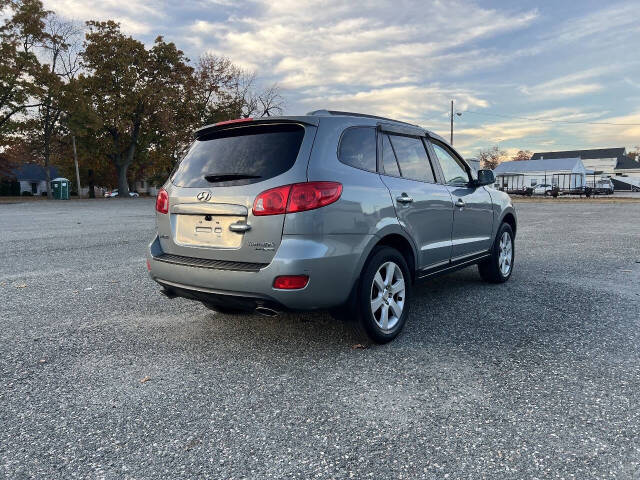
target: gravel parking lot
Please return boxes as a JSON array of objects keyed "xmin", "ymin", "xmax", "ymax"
[{"xmin": 1, "ymin": 198, "xmax": 639, "ymax": 479}]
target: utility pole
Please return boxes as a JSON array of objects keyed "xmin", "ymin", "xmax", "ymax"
[
  {"xmin": 450, "ymin": 100, "xmax": 454, "ymax": 145},
  {"xmin": 72, "ymin": 135, "xmax": 82, "ymax": 198}
]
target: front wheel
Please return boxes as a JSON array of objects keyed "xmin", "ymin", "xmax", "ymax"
[{"xmin": 478, "ymin": 223, "xmax": 515, "ymax": 283}]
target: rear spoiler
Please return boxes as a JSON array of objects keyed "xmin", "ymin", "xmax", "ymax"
[{"xmin": 195, "ymin": 116, "xmax": 320, "ymax": 139}]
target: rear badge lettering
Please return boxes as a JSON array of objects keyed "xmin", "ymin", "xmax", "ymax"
[{"xmin": 249, "ymin": 241, "xmax": 275, "ymax": 251}]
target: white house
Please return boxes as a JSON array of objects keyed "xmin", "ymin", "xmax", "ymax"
[
  {"xmin": 493, "ymin": 158, "xmax": 587, "ymax": 192},
  {"xmin": 531, "ymin": 148, "xmax": 640, "ymax": 191},
  {"xmin": 13, "ymin": 164, "xmax": 59, "ymax": 195}
]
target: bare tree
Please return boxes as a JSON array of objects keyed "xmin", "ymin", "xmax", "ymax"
[
  {"xmin": 511, "ymin": 150, "xmax": 532, "ymax": 162},
  {"xmin": 478, "ymin": 146, "xmax": 506, "ymax": 170},
  {"xmin": 193, "ymin": 54, "xmax": 284, "ymax": 124},
  {"xmin": 31, "ymin": 15, "xmax": 81, "ymax": 197},
  {"xmin": 257, "ymin": 83, "xmax": 284, "ymax": 117}
]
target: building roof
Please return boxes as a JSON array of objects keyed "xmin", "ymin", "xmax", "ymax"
[
  {"xmin": 493, "ymin": 158, "xmax": 582, "ymax": 174},
  {"xmin": 13, "ymin": 164, "xmax": 59, "ymax": 182},
  {"xmin": 531, "ymin": 148, "xmax": 625, "ymax": 160},
  {"xmin": 530, "ymin": 147, "xmax": 640, "ymax": 170},
  {"xmin": 615, "ymin": 155, "xmax": 640, "ymax": 169}
]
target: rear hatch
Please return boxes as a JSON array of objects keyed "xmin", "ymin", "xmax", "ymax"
[{"xmin": 156, "ymin": 120, "xmax": 317, "ymax": 265}]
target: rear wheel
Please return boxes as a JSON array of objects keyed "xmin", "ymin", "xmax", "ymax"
[
  {"xmin": 478, "ymin": 223, "xmax": 514, "ymax": 283},
  {"xmin": 342, "ymin": 246, "xmax": 412, "ymax": 344}
]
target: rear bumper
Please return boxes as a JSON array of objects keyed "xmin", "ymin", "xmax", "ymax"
[{"xmin": 147, "ymin": 234, "xmax": 371, "ymax": 310}]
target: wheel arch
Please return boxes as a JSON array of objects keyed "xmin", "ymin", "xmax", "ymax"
[
  {"xmin": 501, "ymin": 211, "xmax": 517, "ymax": 237},
  {"xmin": 355, "ymin": 226, "xmax": 418, "ymax": 285}
]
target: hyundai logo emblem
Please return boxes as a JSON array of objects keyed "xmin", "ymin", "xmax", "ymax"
[{"xmin": 197, "ymin": 191, "xmax": 212, "ymax": 202}]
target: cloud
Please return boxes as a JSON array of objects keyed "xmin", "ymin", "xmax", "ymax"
[
  {"xmin": 451, "ymin": 107, "xmax": 614, "ymax": 156},
  {"xmin": 518, "ymin": 67, "xmax": 612, "ymax": 100},
  {"xmin": 581, "ymin": 111, "xmax": 640, "ymax": 148},
  {"xmin": 43, "ymin": 0, "xmax": 162, "ymax": 34},
  {"xmin": 300, "ymin": 85, "xmax": 488, "ymax": 125},
  {"xmin": 543, "ymin": 2, "xmax": 640, "ymax": 47},
  {"xmin": 188, "ymin": 1, "xmax": 538, "ymax": 89}
]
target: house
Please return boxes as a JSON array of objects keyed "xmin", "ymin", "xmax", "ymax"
[
  {"xmin": 493, "ymin": 158, "xmax": 586, "ymax": 192},
  {"xmin": 13, "ymin": 164, "xmax": 59, "ymax": 195},
  {"xmin": 531, "ymin": 148, "xmax": 640, "ymax": 190}
]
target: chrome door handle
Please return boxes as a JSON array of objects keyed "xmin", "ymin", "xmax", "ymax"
[
  {"xmin": 455, "ymin": 199, "xmax": 465, "ymax": 208},
  {"xmin": 229, "ymin": 223, "xmax": 251, "ymax": 232},
  {"xmin": 396, "ymin": 194, "xmax": 414, "ymax": 204}
]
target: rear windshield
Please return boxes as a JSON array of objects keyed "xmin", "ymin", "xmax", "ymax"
[{"xmin": 171, "ymin": 123, "xmax": 305, "ymax": 188}]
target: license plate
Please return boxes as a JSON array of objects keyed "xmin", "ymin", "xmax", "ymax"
[{"xmin": 175, "ymin": 215, "xmax": 244, "ymax": 248}]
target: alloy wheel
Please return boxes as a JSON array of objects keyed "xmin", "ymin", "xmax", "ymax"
[
  {"xmin": 370, "ymin": 261, "xmax": 405, "ymax": 331},
  {"xmin": 498, "ymin": 232, "xmax": 513, "ymax": 276}
]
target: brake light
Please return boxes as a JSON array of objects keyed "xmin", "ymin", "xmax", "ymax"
[
  {"xmin": 253, "ymin": 185, "xmax": 292, "ymax": 216},
  {"xmin": 155, "ymin": 189, "xmax": 169, "ymax": 214},
  {"xmin": 287, "ymin": 182, "xmax": 343, "ymax": 213},
  {"xmin": 214, "ymin": 118, "xmax": 253, "ymax": 126},
  {"xmin": 252, "ymin": 182, "xmax": 342, "ymax": 216},
  {"xmin": 273, "ymin": 275, "xmax": 309, "ymax": 289}
]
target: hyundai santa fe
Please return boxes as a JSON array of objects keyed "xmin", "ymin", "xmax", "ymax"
[{"xmin": 147, "ymin": 110, "xmax": 517, "ymax": 343}]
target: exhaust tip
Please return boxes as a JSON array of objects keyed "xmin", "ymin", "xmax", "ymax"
[{"xmin": 255, "ymin": 306, "xmax": 279, "ymax": 317}]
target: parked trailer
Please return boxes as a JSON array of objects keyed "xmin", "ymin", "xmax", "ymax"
[
  {"xmin": 551, "ymin": 173, "xmax": 591, "ymax": 197},
  {"xmin": 495, "ymin": 173, "xmax": 532, "ymax": 195}
]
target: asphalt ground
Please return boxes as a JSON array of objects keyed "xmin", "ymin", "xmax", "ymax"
[{"xmin": 1, "ymin": 198, "xmax": 639, "ymax": 479}]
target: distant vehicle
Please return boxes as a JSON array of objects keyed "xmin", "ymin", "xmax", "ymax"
[
  {"xmin": 532, "ymin": 183, "xmax": 553, "ymax": 195},
  {"xmin": 147, "ymin": 111, "xmax": 517, "ymax": 344},
  {"xmin": 104, "ymin": 189, "xmax": 139, "ymax": 198},
  {"xmin": 593, "ymin": 179, "xmax": 614, "ymax": 195}
]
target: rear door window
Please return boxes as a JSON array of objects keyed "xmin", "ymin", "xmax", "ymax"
[
  {"xmin": 388, "ymin": 134, "xmax": 435, "ymax": 183},
  {"xmin": 338, "ymin": 127, "xmax": 377, "ymax": 172},
  {"xmin": 381, "ymin": 134, "xmax": 400, "ymax": 176},
  {"xmin": 171, "ymin": 123, "xmax": 305, "ymax": 188}
]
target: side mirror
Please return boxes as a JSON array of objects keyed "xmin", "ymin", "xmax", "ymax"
[{"xmin": 476, "ymin": 169, "xmax": 495, "ymax": 186}]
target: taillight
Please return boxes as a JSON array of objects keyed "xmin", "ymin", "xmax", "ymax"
[
  {"xmin": 155, "ymin": 189, "xmax": 169, "ymax": 214},
  {"xmin": 253, "ymin": 185, "xmax": 292, "ymax": 216},
  {"xmin": 287, "ymin": 182, "xmax": 342, "ymax": 213},
  {"xmin": 252, "ymin": 182, "xmax": 342, "ymax": 216},
  {"xmin": 273, "ymin": 275, "xmax": 309, "ymax": 289}
]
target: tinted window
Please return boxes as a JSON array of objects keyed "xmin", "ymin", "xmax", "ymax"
[
  {"xmin": 431, "ymin": 142, "xmax": 469, "ymax": 185},
  {"xmin": 388, "ymin": 135, "xmax": 435, "ymax": 182},
  {"xmin": 381, "ymin": 134, "xmax": 400, "ymax": 176},
  {"xmin": 338, "ymin": 127, "xmax": 377, "ymax": 172},
  {"xmin": 171, "ymin": 123, "xmax": 305, "ymax": 188}
]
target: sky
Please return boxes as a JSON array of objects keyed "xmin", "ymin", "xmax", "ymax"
[{"xmin": 43, "ymin": 0, "xmax": 640, "ymax": 158}]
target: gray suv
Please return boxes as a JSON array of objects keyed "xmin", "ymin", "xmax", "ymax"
[{"xmin": 148, "ymin": 110, "xmax": 516, "ymax": 343}]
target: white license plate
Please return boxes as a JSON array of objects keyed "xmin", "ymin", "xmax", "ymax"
[{"xmin": 175, "ymin": 215, "xmax": 244, "ymax": 248}]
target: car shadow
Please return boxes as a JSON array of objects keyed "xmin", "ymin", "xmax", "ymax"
[{"xmin": 156, "ymin": 265, "xmax": 610, "ymax": 360}]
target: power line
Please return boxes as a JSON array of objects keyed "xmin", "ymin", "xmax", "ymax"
[{"xmin": 461, "ymin": 110, "xmax": 640, "ymax": 126}]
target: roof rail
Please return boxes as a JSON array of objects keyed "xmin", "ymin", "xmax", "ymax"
[{"xmin": 305, "ymin": 109, "xmax": 420, "ymax": 127}]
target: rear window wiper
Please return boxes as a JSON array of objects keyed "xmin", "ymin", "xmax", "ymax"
[{"xmin": 204, "ymin": 173, "xmax": 262, "ymax": 182}]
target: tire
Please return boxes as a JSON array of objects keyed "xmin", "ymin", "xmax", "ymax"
[
  {"xmin": 478, "ymin": 223, "xmax": 515, "ymax": 284},
  {"xmin": 342, "ymin": 246, "xmax": 412, "ymax": 344}
]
